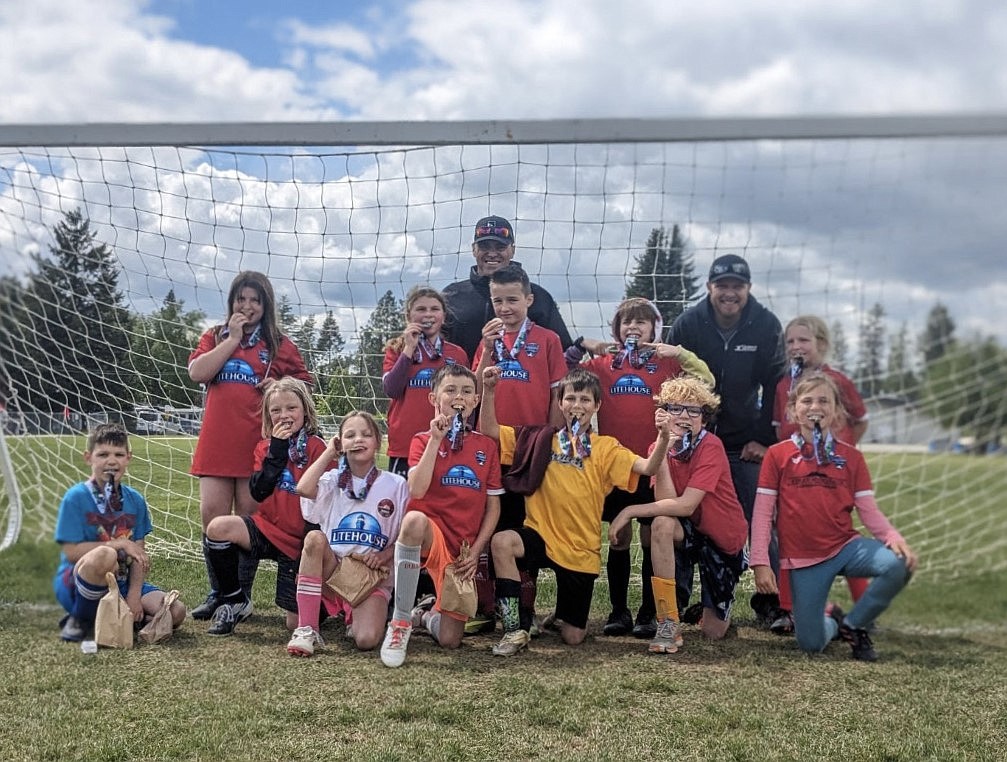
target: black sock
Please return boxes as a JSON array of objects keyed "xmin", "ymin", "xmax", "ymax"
[
  {"xmin": 607, "ymin": 546, "xmax": 631, "ymax": 612},
  {"xmin": 205, "ymin": 537, "xmax": 241, "ymax": 600}
]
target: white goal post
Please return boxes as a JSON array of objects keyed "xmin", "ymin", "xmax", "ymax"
[{"xmin": 1, "ymin": 115, "xmax": 1005, "ymax": 575}]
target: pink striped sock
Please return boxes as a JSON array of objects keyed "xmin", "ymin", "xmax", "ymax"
[{"xmin": 295, "ymin": 574, "xmax": 323, "ymax": 631}]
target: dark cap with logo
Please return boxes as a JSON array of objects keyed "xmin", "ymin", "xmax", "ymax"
[
  {"xmin": 708, "ymin": 254, "xmax": 751, "ymax": 284},
  {"xmin": 474, "ymin": 216, "xmax": 515, "ymax": 245}
]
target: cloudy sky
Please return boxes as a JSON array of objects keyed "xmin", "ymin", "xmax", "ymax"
[{"xmin": 1, "ymin": 0, "xmax": 1005, "ymax": 354}]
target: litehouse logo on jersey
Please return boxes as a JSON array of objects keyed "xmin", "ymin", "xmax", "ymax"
[
  {"xmin": 330, "ymin": 512, "xmax": 388, "ymax": 550},
  {"xmin": 734, "ymin": 344, "xmax": 758, "ymax": 352},
  {"xmin": 278, "ymin": 468, "xmax": 297, "ymax": 494},
  {"xmin": 409, "ymin": 368, "xmax": 435, "ymax": 389},
  {"xmin": 441, "ymin": 464, "xmax": 481, "ymax": 490},
  {"xmin": 524, "ymin": 342, "xmax": 540, "ymax": 357},
  {"xmin": 215, "ymin": 358, "xmax": 260, "ymax": 386},
  {"xmin": 610, "ymin": 374, "xmax": 652, "ymax": 397},
  {"xmin": 497, "ymin": 359, "xmax": 530, "ymax": 382}
]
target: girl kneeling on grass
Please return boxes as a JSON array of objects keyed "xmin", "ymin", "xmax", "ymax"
[
  {"xmin": 290, "ymin": 412, "xmax": 409, "ymax": 656},
  {"xmin": 204, "ymin": 377, "xmax": 329, "ymax": 636},
  {"xmin": 751, "ymin": 372, "xmax": 918, "ymax": 661}
]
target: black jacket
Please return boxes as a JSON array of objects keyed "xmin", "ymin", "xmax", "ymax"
[
  {"xmin": 442, "ymin": 262, "xmax": 573, "ymax": 361},
  {"xmin": 667, "ymin": 295, "xmax": 785, "ymax": 451}
]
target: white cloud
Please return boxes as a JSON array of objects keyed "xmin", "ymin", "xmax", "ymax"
[{"xmin": 0, "ymin": 0, "xmax": 1005, "ymax": 353}]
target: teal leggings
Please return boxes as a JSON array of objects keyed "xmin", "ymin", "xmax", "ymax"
[{"xmin": 790, "ymin": 537, "xmax": 912, "ymax": 653}]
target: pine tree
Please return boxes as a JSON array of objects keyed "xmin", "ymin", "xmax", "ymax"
[
  {"xmin": 830, "ymin": 320, "xmax": 849, "ymax": 373},
  {"xmin": 624, "ymin": 225, "xmax": 697, "ymax": 331},
  {"xmin": 854, "ymin": 302, "xmax": 886, "ymax": 398},
  {"xmin": 315, "ymin": 310, "xmax": 345, "ymax": 370},
  {"xmin": 131, "ymin": 289, "xmax": 206, "ymax": 408},
  {"xmin": 351, "ymin": 290, "xmax": 404, "ymax": 413},
  {"xmin": 9, "ymin": 209, "xmax": 135, "ymax": 417},
  {"xmin": 920, "ymin": 302, "xmax": 955, "ymax": 365},
  {"xmin": 292, "ymin": 314, "xmax": 318, "ymax": 374},
  {"xmin": 277, "ymin": 294, "xmax": 298, "ymax": 334},
  {"xmin": 884, "ymin": 322, "xmax": 919, "ymax": 397}
]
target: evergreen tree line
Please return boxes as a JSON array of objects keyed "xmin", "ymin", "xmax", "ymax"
[{"xmin": 0, "ymin": 211, "xmax": 1003, "ymax": 446}]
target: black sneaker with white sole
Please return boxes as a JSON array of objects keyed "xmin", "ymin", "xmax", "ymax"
[
  {"xmin": 207, "ymin": 596, "xmax": 251, "ymax": 636},
  {"xmin": 191, "ymin": 593, "xmax": 222, "ymax": 621}
]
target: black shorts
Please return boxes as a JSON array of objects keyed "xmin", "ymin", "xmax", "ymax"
[
  {"xmin": 602, "ymin": 477, "xmax": 656, "ymax": 526},
  {"xmin": 674, "ymin": 519, "xmax": 748, "ymax": 622},
  {"xmin": 242, "ymin": 516, "xmax": 299, "ymax": 613},
  {"xmin": 514, "ymin": 526, "xmax": 597, "ymax": 630},
  {"xmin": 387, "ymin": 456, "xmax": 410, "ymax": 478},
  {"xmin": 495, "ymin": 465, "xmax": 527, "ymax": 532}
]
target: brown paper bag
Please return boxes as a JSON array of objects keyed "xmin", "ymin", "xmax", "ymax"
[
  {"xmin": 441, "ymin": 541, "xmax": 477, "ymax": 618},
  {"xmin": 138, "ymin": 589, "xmax": 180, "ymax": 645},
  {"xmin": 325, "ymin": 553, "xmax": 389, "ymax": 608},
  {"xmin": 95, "ymin": 571, "xmax": 134, "ymax": 649}
]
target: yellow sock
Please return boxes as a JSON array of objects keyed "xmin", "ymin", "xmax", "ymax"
[{"xmin": 651, "ymin": 576, "xmax": 679, "ymax": 623}]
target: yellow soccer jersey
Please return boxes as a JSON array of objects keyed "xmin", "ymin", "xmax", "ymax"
[{"xmin": 499, "ymin": 426, "xmax": 639, "ymax": 574}]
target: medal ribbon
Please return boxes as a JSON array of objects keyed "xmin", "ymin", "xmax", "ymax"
[
  {"xmin": 558, "ymin": 419, "xmax": 592, "ymax": 459},
  {"xmin": 494, "ymin": 318, "xmax": 532, "ymax": 363},
  {"xmin": 670, "ymin": 428, "xmax": 706, "ymax": 462},
  {"xmin": 611, "ymin": 336, "xmax": 656, "ymax": 370},
  {"xmin": 414, "ymin": 334, "xmax": 443, "ymax": 363},
  {"xmin": 288, "ymin": 427, "xmax": 309, "ymax": 468},
  {"xmin": 336, "ymin": 456, "xmax": 380, "ymax": 500}
]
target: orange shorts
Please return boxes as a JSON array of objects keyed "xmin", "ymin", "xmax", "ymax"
[{"xmin": 423, "ymin": 521, "xmax": 467, "ymax": 623}]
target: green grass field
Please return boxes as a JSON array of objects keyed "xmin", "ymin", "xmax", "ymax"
[{"xmin": 1, "ymin": 437, "xmax": 1005, "ymax": 760}]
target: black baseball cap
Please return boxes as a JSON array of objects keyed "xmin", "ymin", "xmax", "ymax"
[
  {"xmin": 708, "ymin": 254, "xmax": 751, "ymax": 284},
  {"xmin": 474, "ymin": 216, "xmax": 515, "ymax": 245}
]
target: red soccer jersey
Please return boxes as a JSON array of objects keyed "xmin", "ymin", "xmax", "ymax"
[
  {"xmin": 383, "ymin": 341, "xmax": 469, "ymax": 458},
  {"xmin": 250, "ymin": 434, "xmax": 332, "ymax": 559},
  {"xmin": 757, "ymin": 438, "xmax": 874, "ymax": 565},
  {"xmin": 189, "ymin": 329, "xmax": 311, "ymax": 478},
  {"xmin": 772, "ymin": 364, "xmax": 868, "ymax": 443},
  {"xmin": 472, "ymin": 324, "xmax": 566, "ymax": 427},
  {"xmin": 406, "ymin": 430, "xmax": 503, "ymax": 557},
  {"xmin": 663, "ymin": 432, "xmax": 749, "ymax": 555},
  {"xmin": 585, "ymin": 355, "xmax": 686, "ymax": 456}
]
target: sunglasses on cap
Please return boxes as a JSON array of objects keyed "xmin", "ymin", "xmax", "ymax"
[
  {"xmin": 710, "ymin": 262, "xmax": 749, "ymax": 276},
  {"xmin": 475, "ymin": 225, "xmax": 513, "ymax": 240}
]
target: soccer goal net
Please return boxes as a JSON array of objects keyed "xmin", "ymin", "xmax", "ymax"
[{"xmin": 1, "ymin": 117, "xmax": 1005, "ymax": 578}]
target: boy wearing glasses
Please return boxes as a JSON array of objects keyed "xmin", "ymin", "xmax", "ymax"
[
  {"xmin": 607, "ymin": 376, "xmax": 748, "ymax": 654},
  {"xmin": 667, "ymin": 253, "xmax": 786, "ymax": 626}
]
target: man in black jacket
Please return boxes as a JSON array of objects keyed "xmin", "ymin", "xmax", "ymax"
[
  {"xmin": 667, "ymin": 254, "xmax": 786, "ymax": 623},
  {"xmin": 443, "ymin": 216, "xmax": 573, "ymax": 361}
]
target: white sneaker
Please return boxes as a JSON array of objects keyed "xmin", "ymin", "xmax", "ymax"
[
  {"xmin": 380, "ymin": 619, "xmax": 413, "ymax": 668},
  {"xmin": 492, "ymin": 629, "xmax": 530, "ymax": 657},
  {"xmin": 287, "ymin": 626, "xmax": 324, "ymax": 657}
]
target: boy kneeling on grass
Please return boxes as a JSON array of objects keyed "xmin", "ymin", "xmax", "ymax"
[
  {"xmin": 607, "ymin": 376, "xmax": 749, "ymax": 655},
  {"xmin": 479, "ymin": 366, "xmax": 672, "ymax": 656},
  {"xmin": 54, "ymin": 423, "xmax": 186, "ymax": 642}
]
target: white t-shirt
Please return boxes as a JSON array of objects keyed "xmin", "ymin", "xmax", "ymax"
[{"xmin": 300, "ymin": 469, "xmax": 408, "ymax": 559}]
